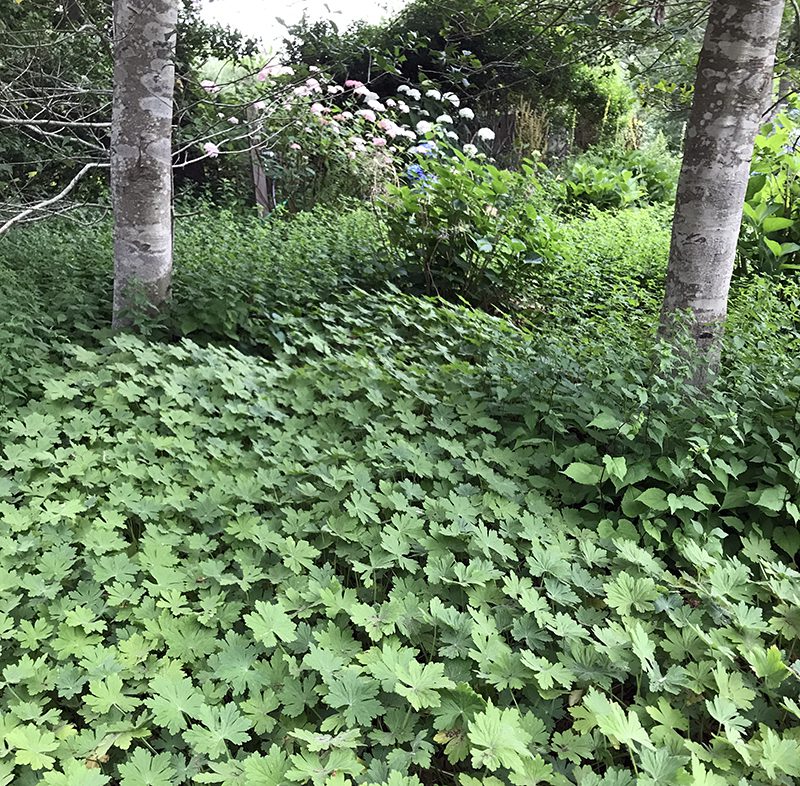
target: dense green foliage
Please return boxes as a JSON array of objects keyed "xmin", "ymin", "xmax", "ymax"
[
  {"xmin": 383, "ymin": 152, "xmax": 561, "ymax": 308},
  {"xmin": 0, "ymin": 205, "xmax": 386, "ymax": 359},
  {"xmin": 281, "ymin": 0, "xmax": 648, "ymax": 159},
  {"xmin": 740, "ymin": 107, "xmax": 800, "ymax": 276},
  {"xmin": 3, "ymin": 200, "xmax": 800, "ymax": 784},
  {"xmin": 4, "ymin": 13, "xmax": 800, "ymax": 777},
  {"xmin": 561, "ymin": 139, "xmax": 679, "ymax": 211},
  {"xmin": 0, "ymin": 0, "xmax": 253, "ymax": 215}
]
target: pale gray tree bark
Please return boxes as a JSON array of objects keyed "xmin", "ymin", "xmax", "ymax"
[
  {"xmin": 660, "ymin": 0, "xmax": 786, "ymax": 365},
  {"xmin": 111, "ymin": 0, "xmax": 178, "ymax": 327}
]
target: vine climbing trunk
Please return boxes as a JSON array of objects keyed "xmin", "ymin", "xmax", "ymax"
[
  {"xmin": 111, "ymin": 0, "xmax": 178, "ymax": 328},
  {"xmin": 660, "ymin": 0, "xmax": 786, "ymax": 375}
]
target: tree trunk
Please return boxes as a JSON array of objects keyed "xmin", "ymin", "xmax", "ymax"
[
  {"xmin": 111, "ymin": 0, "xmax": 178, "ymax": 328},
  {"xmin": 247, "ymin": 105, "xmax": 272, "ymax": 217},
  {"xmin": 660, "ymin": 0, "xmax": 786, "ymax": 368}
]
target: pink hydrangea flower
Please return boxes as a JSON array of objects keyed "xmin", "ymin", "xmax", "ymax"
[
  {"xmin": 290, "ymin": 142, "xmax": 302, "ymax": 150},
  {"xmin": 345, "ymin": 79, "xmax": 364, "ymax": 88},
  {"xmin": 371, "ymin": 137, "xmax": 387, "ymax": 147},
  {"xmin": 310, "ymin": 102, "xmax": 326, "ymax": 115},
  {"xmin": 378, "ymin": 118, "xmax": 401, "ymax": 137},
  {"xmin": 200, "ymin": 79, "xmax": 218, "ymax": 93},
  {"xmin": 203, "ymin": 142, "xmax": 220, "ymax": 158},
  {"xmin": 355, "ymin": 109, "xmax": 377, "ymax": 122}
]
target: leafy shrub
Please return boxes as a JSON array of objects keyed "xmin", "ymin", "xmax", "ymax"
[
  {"xmin": 563, "ymin": 156, "xmax": 643, "ymax": 209},
  {"xmin": 383, "ymin": 149, "xmax": 562, "ymax": 309},
  {"xmin": 2, "ymin": 289, "xmax": 800, "ymax": 785},
  {"xmin": 739, "ymin": 109, "xmax": 800, "ymax": 276},
  {"xmin": 561, "ymin": 137, "xmax": 679, "ymax": 211},
  {"xmin": 185, "ymin": 65, "xmax": 486, "ymax": 213}
]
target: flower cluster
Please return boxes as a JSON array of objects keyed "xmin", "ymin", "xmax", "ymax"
[{"xmin": 194, "ymin": 61, "xmax": 500, "ymax": 198}]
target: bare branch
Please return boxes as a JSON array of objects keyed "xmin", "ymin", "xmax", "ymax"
[
  {"xmin": 0, "ymin": 163, "xmax": 109, "ymax": 237},
  {"xmin": 0, "ymin": 116, "xmax": 112, "ymax": 128}
]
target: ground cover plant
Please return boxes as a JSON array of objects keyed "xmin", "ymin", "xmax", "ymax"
[
  {"xmin": 4, "ymin": 24, "xmax": 800, "ymax": 781},
  {"xmin": 0, "ymin": 0, "xmax": 800, "ymax": 786},
  {"xmin": 1, "ymin": 269, "xmax": 800, "ymax": 783}
]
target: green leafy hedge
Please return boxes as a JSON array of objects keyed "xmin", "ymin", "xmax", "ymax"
[{"xmin": 2, "ymin": 292, "xmax": 800, "ymax": 785}]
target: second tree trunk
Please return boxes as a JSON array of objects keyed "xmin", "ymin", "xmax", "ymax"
[{"xmin": 661, "ymin": 0, "xmax": 786, "ymax": 358}]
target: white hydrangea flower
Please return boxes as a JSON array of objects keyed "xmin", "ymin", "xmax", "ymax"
[
  {"xmin": 463, "ymin": 143, "xmax": 478, "ymax": 156},
  {"xmin": 415, "ymin": 120, "xmax": 434, "ymax": 134},
  {"xmin": 425, "ymin": 89, "xmax": 442, "ymax": 100},
  {"xmin": 436, "ymin": 114, "xmax": 453, "ymax": 124},
  {"xmin": 354, "ymin": 86, "xmax": 378, "ymax": 101},
  {"xmin": 477, "ymin": 127, "xmax": 496, "ymax": 141},
  {"xmin": 459, "ymin": 107, "xmax": 475, "ymax": 120},
  {"xmin": 442, "ymin": 92, "xmax": 460, "ymax": 107}
]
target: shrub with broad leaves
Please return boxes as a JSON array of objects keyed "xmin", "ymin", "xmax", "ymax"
[{"xmin": 383, "ymin": 145, "xmax": 562, "ymax": 309}]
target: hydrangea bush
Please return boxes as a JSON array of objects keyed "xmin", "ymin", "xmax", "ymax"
[
  {"xmin": 189, "ymin": 61, "xmax": 497, "ymax": 209},
  {"xmin": 383, "ymin": 146, "xmax": 562, "ymax": 309}
]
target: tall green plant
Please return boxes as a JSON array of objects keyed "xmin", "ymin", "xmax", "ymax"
[
  {"xmin": 382, "ymin": 147, "xmax": 561, "ymax": 309},
  {"xmin": 739, "ymin": 107, "xmax": 800, "ymax": 275}
]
